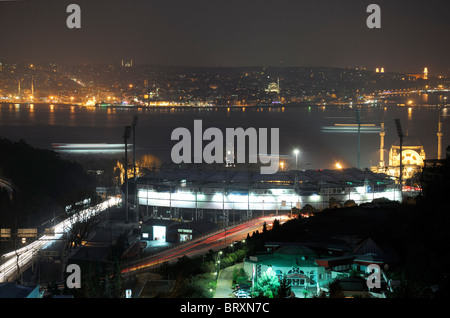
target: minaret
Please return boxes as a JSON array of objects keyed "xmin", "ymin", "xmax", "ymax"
[
  {"xmin": 437, "ymin": 113, "xmax": 443, "ymax": 159},
  {"xmin": 379, "ymin": 122, "xmax": 385, "ymax": 169}
]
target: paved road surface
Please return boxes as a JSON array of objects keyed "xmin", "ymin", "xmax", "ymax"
[{"xmin": 214, "ymin": 263, "xmax": 244, "ymax": 298}]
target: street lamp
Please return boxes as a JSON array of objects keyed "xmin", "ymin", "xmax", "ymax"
[
  {"xmin": 293, "ymin": 149, "xmax": 299, "ymax": 170},
  {"xmin": 336, "ymin": 162, "xmax": 344, "ymax": 192}
]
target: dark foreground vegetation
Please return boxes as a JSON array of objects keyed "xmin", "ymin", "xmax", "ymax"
[{"xmin": 0, "ymin": 138, "xmax": 95, "ymax": 250}]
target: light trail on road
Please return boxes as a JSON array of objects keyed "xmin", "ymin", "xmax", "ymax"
[
  {"xmin": 121, "ymin": 215, "xmax": 289, "ymax": 274},
  {"xmin": 0, "ymin": 196, "xmax": 121, "ymax": 283}
]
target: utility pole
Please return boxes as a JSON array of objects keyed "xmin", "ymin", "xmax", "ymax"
[
  {"xmin": 132, "ymin": 115, "xmax": 139, "ymax": 223},
  {"xmin": 123, "ymin": 126, "xmax": 131, "ymax": 224},
  {"xmin": 355, "ymin": 109, "xmax": 361, "ymax": 169},
  {"xmin": 394, "ymin": 119, "xmax": 404, "ymax": 190},
  {"xmin": 132, "ymin": 115, "xmax": 138, "ymax": 179}
]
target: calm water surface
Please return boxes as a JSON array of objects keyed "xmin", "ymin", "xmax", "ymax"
[{"xmin": 0, "ymin": 99, "xmax": 449, "ymax": 170}]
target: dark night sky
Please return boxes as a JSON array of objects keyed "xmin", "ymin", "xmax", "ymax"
[{"xmin": 1, "ymin": 0, "xmax": 449, "ymax": 74}]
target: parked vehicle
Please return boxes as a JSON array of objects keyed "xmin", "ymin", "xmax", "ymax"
[{"xmin": 234, "ymin": 290, "xmax": 249, "ymax": 297}]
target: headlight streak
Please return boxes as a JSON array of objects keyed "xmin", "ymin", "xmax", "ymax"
[
  {"xmin": 0, "ymin": 197, "xmax": 121, "ymax": 283},
  {"xmin": 121, "ymin": 216, "xmax": 285, "ymax": 274}
]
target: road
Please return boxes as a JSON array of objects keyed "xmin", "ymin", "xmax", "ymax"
[
  {"xmin": 0, "ymin": 196, "xmax": 121, "ymax": 283},
  {"xmin": 121, "ymin": 215, "xmax": 289, "ymax": 274},
  {"xmin": 214, "ymin": 263, "xmax": 244, "ymax": 298}
]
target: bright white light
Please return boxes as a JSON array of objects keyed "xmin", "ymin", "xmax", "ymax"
[
  {"xmin": 0, "ymin": 196, "xmax": 120, "ymax": 283},
  {"xmin": 310, "ymin": 194, "xmax": 321, "ymax": 202},
  {"xmin": 153, "ymin": 226, "xmax": 166, "ymax": 242}
]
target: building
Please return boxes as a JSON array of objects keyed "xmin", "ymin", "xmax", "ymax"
[
  {"xmin": 244, "ymin": 238, "xmax": 398, "ymax": 298},
  {"xmin": 133, "ymin": 168, "xmax": 401, "ymax": 224},
  {"xmin": 140, "ymin": 219, "xmax": 182, "ymax": 243},
  {"xmin": 140, "ymin": 218, "xmax": 220, "ymax": 243},
  {"xmin": 386, "ymin": 134, "xmax": 426, "ymax": 181},
  {"xmin": 372, "ymin": 117, "xmax": 447, "ymax": 185},
  {"xmin": 0, "ymin": 283, "xmax": 42, "ymax": 298},
  {"xmin": 121, "ymin": 59, "xmax": 133, "ymax": 67},
  {"xmin": 244, "ymin": 244, "xmax": 329, "ymax": 297},
  {"xmin": 265, "ymin": 78, "xmax": 280, "ymax": 94},
  {"xmin": 405, "ymin": 67, "xmax": 428, "ymax": 80}
]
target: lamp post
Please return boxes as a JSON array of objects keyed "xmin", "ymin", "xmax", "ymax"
[{"xmin": 336, "ymin": 162, "xmax": 344, "ymax": 196}]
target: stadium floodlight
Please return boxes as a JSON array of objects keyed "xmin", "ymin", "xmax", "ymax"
[{"xmin": 293, "ymin": 149, "xmax": 299, "ymax": 170}]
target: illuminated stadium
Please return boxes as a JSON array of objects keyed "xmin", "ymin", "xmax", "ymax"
[{"xmin": 134, "ymin": 167, "xmax": 401, "ymax": 223}]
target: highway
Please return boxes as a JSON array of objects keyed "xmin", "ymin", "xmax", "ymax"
[
  {"xmin": 1, "ymin": 199, "xmax": 287, "ymax": 282},
  {"xmin": 121, "ymin": 215, "xmax": 289, "ymax": 274},
  {"xmin": 0, "ymin": 196, "xmax": 121, "ymax": 283}
]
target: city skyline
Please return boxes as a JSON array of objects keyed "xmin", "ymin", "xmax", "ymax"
[
  {"xmin": 1, "ymin": 0, "xmax": 450, "ymax": 302},
  {"xmin": 0, "ymin": 0, "xmax": 449, "ymax": 74}
]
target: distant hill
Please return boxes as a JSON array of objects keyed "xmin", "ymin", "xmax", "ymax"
[{"xmin": 0, "ymin": 137, "xmax": 95, "ymax": 229}]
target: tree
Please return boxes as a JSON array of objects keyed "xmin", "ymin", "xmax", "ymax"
[
  {"xmin": 262, "ymin": 222, "xmax": 268, "ymax": 234},
  {"xmin": 328, "ymin": 278, "xmax": 345, "ymax": 298},
  {"xmin": 252, "ymin": 268, "xmax": 280, "ymax": 298},
  {"xmin": 277, "ymin": 274, "xmax": 292, "ymax": 298},
  {"xmin": 272, "ymin": 218, "xmax": 281, "ymax": 231},
  {"xmin": 344, "ymin": 199, "xmax": 356, "ymax": 208},
  {"xmin": 329, "ymin": 197, "xmax": 340, "ymax": 209},
  {"xmin": 301, "ymin": 204, "xmax": 316, "ymax": 216}
]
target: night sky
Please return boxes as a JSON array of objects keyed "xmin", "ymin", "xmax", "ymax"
[{"xmin": 1, "ymin": 0, "xmax": 449, "ymax": 74}]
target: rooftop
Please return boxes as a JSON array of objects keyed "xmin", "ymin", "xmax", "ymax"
[
  {"xmin": 136, "ymin": 167, "xmax": 394, "ymax": 190},
  {"xmin": 0, "ymin": 283, "xmax": 40, "ymax": 298}
]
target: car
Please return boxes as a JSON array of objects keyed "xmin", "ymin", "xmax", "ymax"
[
  {"xmin": 234, "ymin": 290, "xmax": 249, "ymax": 297},
  {"xmin": 234, "ymin": 283, "xmax": 251, "ymax": 291}
]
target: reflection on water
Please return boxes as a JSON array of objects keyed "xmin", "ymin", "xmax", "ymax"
[{"xmin": 0, "ymin": 99, "xmax": 448, "ymax": 170}]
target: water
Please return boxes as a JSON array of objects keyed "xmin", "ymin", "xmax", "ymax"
[{"xmin": 0, "ymin": 98, "xmax": 449, "ymax": 170}]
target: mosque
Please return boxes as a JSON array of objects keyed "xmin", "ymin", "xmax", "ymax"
[{"xmin": 372, "ymin": 115, "xmax": 444, "ymax": 185}]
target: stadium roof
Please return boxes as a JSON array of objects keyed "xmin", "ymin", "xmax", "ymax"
[{"xmin": 137, "ymin": 167, "xmax": 394, "ymax": 188}]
